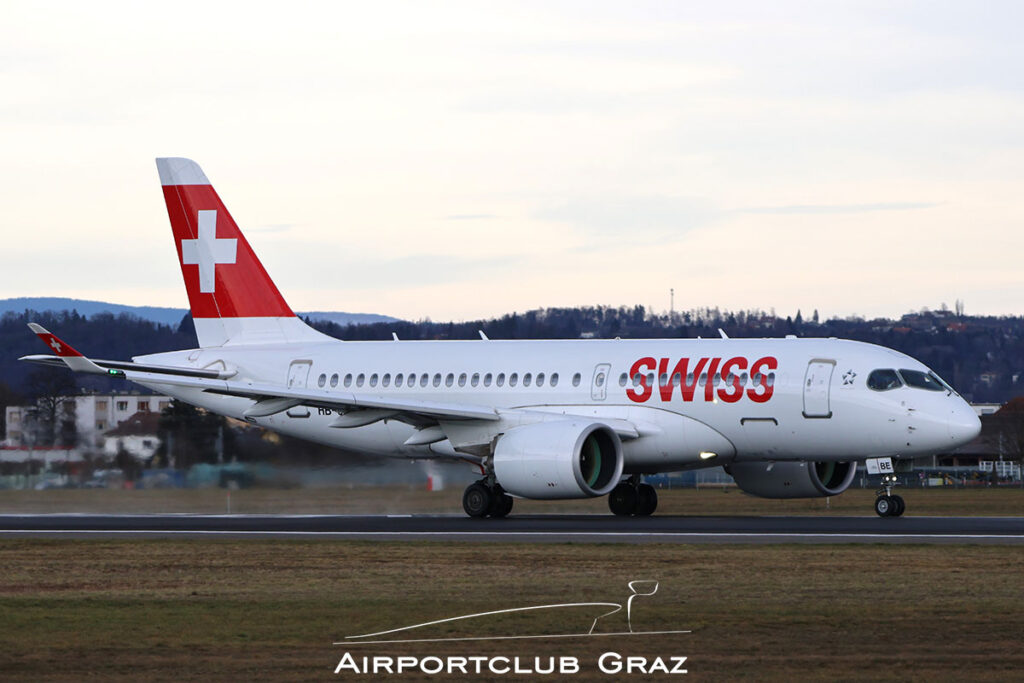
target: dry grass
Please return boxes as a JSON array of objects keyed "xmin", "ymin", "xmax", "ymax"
[
  {"xmin": 0, "ymin": 485, "xmax": 1021, "ymax": 516},
  {"xmin": 0, "ymin": 540, "xmax": 1022, "ymax": 681}
]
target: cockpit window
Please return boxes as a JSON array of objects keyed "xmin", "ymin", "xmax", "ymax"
[
  {"xmin": 898, "ymin": 369, "xmax": 946, "ymax": 392},
  {"xmin": 932, "ymin": 372, "xmax": 957, "ymax": 394},
  {"xmin": 867, "ymin": 369, "xmax": 902, "ymax": 391}
]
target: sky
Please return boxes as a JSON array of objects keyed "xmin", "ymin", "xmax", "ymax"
[{"xmin": 2, "ymin": 1, "xmax": 1023, "ymax": 322}]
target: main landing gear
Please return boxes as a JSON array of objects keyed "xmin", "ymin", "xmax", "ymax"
[
  {"xmin": 874, "ymin": 474, "xmax": 905, "ymax": 517},
  {"xmin": 608, "ymin": 476, "xmax": 658, "ymax": 516},
  {"xmin": 462, "ymin": 479, "xmax": 514, "ymax": 518}
]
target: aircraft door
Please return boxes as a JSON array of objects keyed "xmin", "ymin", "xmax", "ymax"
[
  {"xmin": 591, "ymin": 363, "xmax": 611, "ymax": 401},
  {"xmin": 286, "ymin": 360, "xmax": 312, "ymax": 418},
  {"xmin": 803, "ymin": 359, "xmax": 835, "ymax": 418},
  {"xmin": 287, "ymin": 360, "xmax": 312, "ymax": 388}
]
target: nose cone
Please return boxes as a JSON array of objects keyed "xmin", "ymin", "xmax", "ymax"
[{"xmin": 948, "ymin": 401, "xmax": 981, "ymax": 447}]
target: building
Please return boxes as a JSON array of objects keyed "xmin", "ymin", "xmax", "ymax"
[
  {"xmin": 102, "ymin": 410, "xmax": 162, "ymax": 462},
  {"xmin": 935, "ymin": 400, "xmax": 1024, "ymax": 477},
  {"xmin": 4, "ymin": 392, "xmax": 172, "ymax": 450}
]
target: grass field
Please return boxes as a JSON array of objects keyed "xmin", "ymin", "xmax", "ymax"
[
  {"xmin": 0, "ymin": 485, "xmax": 1021, "ymax": 516},
  {"xmin": 1, "ymin": 540, "xmax": 1023, "ymax": 681}
]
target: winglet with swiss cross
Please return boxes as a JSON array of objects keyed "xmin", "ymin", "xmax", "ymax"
[{"xmin": 27, "ymin": 323, "xmax": 108, "ymax": 374}]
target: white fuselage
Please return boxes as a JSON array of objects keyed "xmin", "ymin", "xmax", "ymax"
[{"xmin": 137, "ymin": 335, "xmax": 980, "ymax": 473}]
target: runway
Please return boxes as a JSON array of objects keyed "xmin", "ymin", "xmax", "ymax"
[{"xmin": 1, "ymin": 513, "xmax": 1023, "ymax": 543}]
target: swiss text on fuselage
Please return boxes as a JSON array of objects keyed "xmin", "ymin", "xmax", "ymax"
[{"xmin": 626, "ymin": 356, "xmax": 778, "ymax": 404}]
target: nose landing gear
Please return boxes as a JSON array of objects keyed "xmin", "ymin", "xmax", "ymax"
[
  {"xmin": 874, "ymin": 474, "xmax": 905, "ymax": 517},
  {"xmin": 608, "ymin": 476, "xmax": 658, "ymax": 516},
  {"xmin": 462, "ymin": 479, "xmax": 514, "ymax": 518}
]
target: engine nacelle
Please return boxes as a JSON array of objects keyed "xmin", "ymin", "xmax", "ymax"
[
  {"xmin": 727, "ymin": 460, "xmax": 857, "ymax": 499},
  {"xmin": 494, "ymin": 421, "xmax": 624, "ymax": 499}
]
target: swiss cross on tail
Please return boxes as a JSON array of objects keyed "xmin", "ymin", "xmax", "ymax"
[
  {"xmin": 157, "ymin": 158, "xmax": 293, "ymax": 320},
  {"xmin": 180, "ymin": 210, "xmax": 237, "ymax": 293}
]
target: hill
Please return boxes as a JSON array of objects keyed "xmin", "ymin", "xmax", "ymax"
[{"xmin": 0, "ymin": 298, "xmax": 399, "ymax": 327}]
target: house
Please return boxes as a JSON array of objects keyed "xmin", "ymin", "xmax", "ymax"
[
  {"xmin": 4, "ymin": 392, "xmax": 172, "ymax": 450},
  {"xmin": 102, "ymin": 410, "xmax": 163, "ymax": 462}
]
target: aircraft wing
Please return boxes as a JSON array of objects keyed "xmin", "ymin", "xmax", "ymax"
[{"xmin": 20, "ymin": 324, "xmax": 499, "ymax": 424}]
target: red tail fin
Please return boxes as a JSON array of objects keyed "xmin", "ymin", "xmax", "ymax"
[{"xmin": 157, "ymin": 158, "xmax": 327, "ymax": 347}]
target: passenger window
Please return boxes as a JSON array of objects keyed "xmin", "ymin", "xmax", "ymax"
[
  {"xmin": 344, "ymin": 374, "xmax": 353, "ymax": 388},
  {"xmin": 572, "ymin": 373, "xmax": 581, "ymax": 387},
  {"xmin": 867, "ymin": 369, "xmax": 902, "ymax": 391},
  {"xmin": 317, "ymin": 373, "xmax": 326, "ymax": 388},
  {"xmin": 537, "ymin": 373, "xmax": 545, "ymax": 387},
  {"xmin": 523, "ymin": 373, "xmax": 532, "ymax": 387},
  {"xmin": 382, "ymin": 373, "xmax": 391, "ymax": 387},
  {"xmin": 550, "ymin": 373, "xmax": 559, "ymax": 387},
  {"xmin": 329, "ymin": 373, "xmax": 339, "ymax": 388},
  {"xmin": 484, "ymin": 373, "xmax": 493, "ymax": 387},
  {"xmin": 433, "ymin": 373, "xmax": 442, "ymax": 387},
  {"xmin": 619, "ymin": 373, "xmax": 628, "ymax": 386},
  {"xmin": 471, "ymin": 373, "xmax": 480, "ymax": 387},
  {"xmin": 596, "ymin": 372, "xmax": 605, "ymax": 387},
  {"xmin": 510, "ymin": 373, "xmax": 519, "ymax": 387},
  {"xmin": 395, "ymin": 373, "xmax": 404, "ymax": 387},
  {"xmin": 898, "ymin": 369, "xmax": 945, "ymax": 392},
  {"xmin": 659, "ymin": 373, "xmax": 668, "ymax": 386},
  {"xmin": 496, "ymin": 373, "xmax": 505, "ymax": 387},
  {"xmin": 356, "ymin": 373, "xmax": 365, "ymax": 387},
  {"xmin": 369, "ymin": 373, "xmax": 378, "ymax": 387},
  {"xmin": 420, "ymin": 374, "xmax": 429, "ymax": 387},
  {"xmin": 445, "ymin": 373, "xmax": 454, "ymax": 387}
]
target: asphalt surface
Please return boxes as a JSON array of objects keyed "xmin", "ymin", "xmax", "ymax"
[{"xmin": 1, "ymin": 513, "xmax": 1023, "ymax": 543}]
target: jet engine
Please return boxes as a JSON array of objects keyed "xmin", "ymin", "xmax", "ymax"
[
  {"xmin": 727, "ymin": 460, "xmax": 857, "ymax": 499},
  {"xmin": 493, "ymin": 421, "xmax": 624, "ymax": 499}
]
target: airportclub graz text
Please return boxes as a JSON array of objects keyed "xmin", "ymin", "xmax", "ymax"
[{"xmin": 626, "ymin": 356, "xmax": 778, "ymax": 404}]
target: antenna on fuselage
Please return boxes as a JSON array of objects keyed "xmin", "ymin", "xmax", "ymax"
[
  {"xmin": 479, "ymin": 330, "xmax": 489, "ymax": 340},
  {"xmin": 718, "ymin": 328, "xmax": 729, "ymax": 339},
  {"xmin": 392, "ymin": 332, "xmax": 399, "ymax": 341}
]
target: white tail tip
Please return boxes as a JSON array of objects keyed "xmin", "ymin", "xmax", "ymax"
[{"xmin": 156, "ymin": 157, "xmax": 210, "ymax": 186}]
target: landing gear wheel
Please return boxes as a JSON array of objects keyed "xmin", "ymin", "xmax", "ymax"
[
  {"xmin": 463, "ymin": 483, "xmax": 493, "ymax": 518},
  {"xmin": 608, "ymin": 483, "xmax": 638, "ymax": 516},
  {"xmin": 489, "ymin": 492, "xmax": 514, "ymax": 518},
  {"xmin": 891, "ymin": 495, "xmax": 905, "ymax": 517},
  {"xmin": 874, "ymin": 474, "xmax": 905, "ymax": 517},
  {"xmin": 874, "ymin": 495, "xmax": 893, "ymax": 517},
  {"xmin": 636, "ymin": 484, "xmax": 658, "ymax": 516}
]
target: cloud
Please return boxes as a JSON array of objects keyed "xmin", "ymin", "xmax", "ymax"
[
  {"xmin": 537, "ymin": 195, "xmax": 720, "ymax": 237},
  {"xmin": 741, "ymin": 203, "xmax": 940, "ymax": 215},
  {"xmin": 248, "ymin": 224, "xmax": 296, "ymax": 233},
  {"xmin": 445, "ymin": 214, "xmax": 497, "ymax": 221}
]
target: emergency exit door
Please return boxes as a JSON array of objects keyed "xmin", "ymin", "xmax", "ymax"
[
  {"xmin": 591, "ymin": 363, "xmax": 611, "ymax": 401},
  {"xmin": 286, "ymin": 360, "xmax": 312, "ymax": 418},
  {"xmin": 803, "ymin": 359, "xmax": 835, "ymax": 418}
]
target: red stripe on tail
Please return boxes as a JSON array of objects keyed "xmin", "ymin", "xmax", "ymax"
[{"xmin": 161, "ymin": 178, "xmax": 293, "ymax": 319}]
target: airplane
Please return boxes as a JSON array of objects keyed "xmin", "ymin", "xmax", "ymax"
[{"xmin": 21, "ymin": 158, "xmax": 981, "ymax": 518}]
